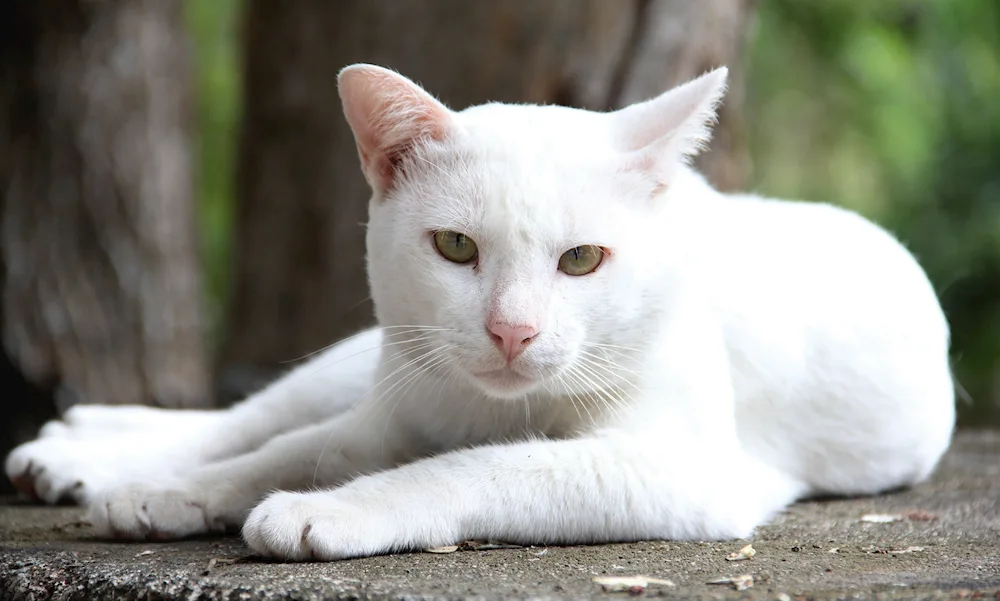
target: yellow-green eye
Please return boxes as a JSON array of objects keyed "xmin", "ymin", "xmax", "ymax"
[
  {"xmin": 558, "ymin": 245, "xmax": 604, "ymax": 276},
  {"xmin": 433, "ymin": 230, "xmax": 478, "ymax": 264}
]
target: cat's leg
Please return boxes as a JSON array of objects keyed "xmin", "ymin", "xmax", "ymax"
[
  {"xmin": 5, "ymin": 327, "xmax": 385, "ymax": 505},
  {"xmin": 85, "ymin": 396, "xmax": 419, "ymax": 539},
  {"xmin": 241, "ymin": 431, "xmax": 806, "ymax": 561}
]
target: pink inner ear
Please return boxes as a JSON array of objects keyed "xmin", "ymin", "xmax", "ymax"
[{"xmin": 339, "ymin": 65, "xmax": 454, "ymax": 193}]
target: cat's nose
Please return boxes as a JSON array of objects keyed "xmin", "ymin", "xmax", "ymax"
[{"xmin": 488, "ymin": 322, "xmax": 538, "ymax": 362}]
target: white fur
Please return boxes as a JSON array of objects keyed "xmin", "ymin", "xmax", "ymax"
[{"xmin": 5, "ymin": 64, "xmax": 954, "ymax": 561}]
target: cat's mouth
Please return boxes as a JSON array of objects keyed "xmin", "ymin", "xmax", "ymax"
[{"xmin": 471, "ymin": 366, "xmax": 537, "ymax": 394}]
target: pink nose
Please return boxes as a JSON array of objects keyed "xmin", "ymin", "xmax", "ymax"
[{"xmin": 488, "ymin": 322, "xmax": 538, "ymax": 362}]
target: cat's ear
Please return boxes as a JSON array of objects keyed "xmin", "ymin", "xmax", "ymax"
[
  {"xmin": 613, "ymin": 67, "xmax": 728, "ymax": 183},
  {"xmin": 338, "ymin": 64, "xmax": 456, "ymax": 194}
]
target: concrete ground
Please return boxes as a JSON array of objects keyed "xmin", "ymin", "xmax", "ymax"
[{"xmin": 1, "ymin": 431, "xmax": 998, "ymax": 601}]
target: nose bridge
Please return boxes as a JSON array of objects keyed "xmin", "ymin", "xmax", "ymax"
[
  {"xmin": 490, "ymin": 278, "xmax": 533, "ymax": 323},
  {"xmin": 488, "ymin": 265, "xmax": 545, "ymax": 327}
]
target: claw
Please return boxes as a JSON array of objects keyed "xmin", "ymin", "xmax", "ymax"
[{"xmin": 10, "ymin": 472, "xmax": 38, "ymax": 500}]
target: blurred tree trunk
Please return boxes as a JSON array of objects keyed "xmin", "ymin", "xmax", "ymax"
[
  {"xmin": 221, "ymin": 0, "xmax": 754, "ymax": 395},
  {"xmin": 0, "ymin": 1, "xmax": 210, "ymax": 417}
]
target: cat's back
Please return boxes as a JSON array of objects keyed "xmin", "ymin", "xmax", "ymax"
[
  {"xmin": 669, "ymin": 186, "xmax": 954, "ymax": 494},
  {"xmin": 684, "ymin": 189, "xmax": 946, "ymax": 342}
]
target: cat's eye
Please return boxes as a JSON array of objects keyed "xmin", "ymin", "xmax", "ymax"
[
  {"xmin": 558, "ymin": 245, "xmax": 604, "ymax": 276},
  {"xmin": 433, "ymin": 230, "xmax": 479, "ymax": 264}
]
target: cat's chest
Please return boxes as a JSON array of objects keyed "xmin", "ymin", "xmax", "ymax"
[{"xmin": 399, "ymin": 393, "xmax": 586, "ymax": 451}]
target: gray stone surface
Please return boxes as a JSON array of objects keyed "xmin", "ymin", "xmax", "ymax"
[{"xmin": 1, "ymin": 431, "xmax": 999, "ymax": 601}]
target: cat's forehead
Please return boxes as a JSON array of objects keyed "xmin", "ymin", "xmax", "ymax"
[
  {"xmin": 457, "ymin": 102, "xmax": 612, "ymax": 150},
  {"xmin": 397, "ymin": 103, "xmax": 642, "ymax": 247},
  {"xmin": 414, "ymin": 140, "xmax": 617, "ymax": 246}
]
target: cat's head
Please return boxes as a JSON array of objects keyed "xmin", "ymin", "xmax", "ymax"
[{"xmin": 339, "ymin": 64, "xmax": 727, "ymax": 400}]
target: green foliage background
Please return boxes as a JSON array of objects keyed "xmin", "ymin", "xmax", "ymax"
[{"xmin": 184, "ymin": 1, "xmax": 1000, "ymax": 425}]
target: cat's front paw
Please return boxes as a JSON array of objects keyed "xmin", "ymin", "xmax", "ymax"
[
  {"xmin": 86, "ymin": 480, "xmax": 242, "ymax": 540},
  {"xmin": 242, "ymin": 491, "xmax": 415, "ymax": 561}
]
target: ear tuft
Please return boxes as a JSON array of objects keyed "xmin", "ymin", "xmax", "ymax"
[
  {"xmin": 615, "ymin": 67, "xmax": 729, "ymax": 182},
  {"xmin": 338, "ymin": 64, "xmax": 455, "ymax": 194}
]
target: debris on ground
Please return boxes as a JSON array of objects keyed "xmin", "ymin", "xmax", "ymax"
[
  {"xmin": 202, "ymin": 557, "xmax": 241, "ymax": 575},
  {"xmin": 707, "ymin": 574, "xmax": 754, "ymax": 591},
  {"xmin": 860, "ymin": 514, "xmax": 903, "ymax": 523},
  {"xmin": 458, "ymin": 540, "xmax": 523, "ymax": 551},
  {"xmin": 593, "ymin": 575, "xmax": 675, "ymax": 594},
  {"xmin": 726, "ymin": 543, "xmax": 756, "ymax": 561},
  {"xmin": 862, "ymin": 544, "xmax": 924, "ymax": 555},
  {"xmin": 425, "ymin": 540, "xmax": 525, "ymax": 554},
  {"xmin": 906, "ymin": 510, "xmax": 939, "ymax": 521}
]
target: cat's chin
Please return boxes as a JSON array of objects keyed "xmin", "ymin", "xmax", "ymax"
[{"xmin": 470, "ymin": 367, "xmax": 540, "ymax": 399}]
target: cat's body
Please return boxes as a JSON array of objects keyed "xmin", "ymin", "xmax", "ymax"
[{"xmin": 5, "ymin": 65, "xmax": 954, "ymax": 561}]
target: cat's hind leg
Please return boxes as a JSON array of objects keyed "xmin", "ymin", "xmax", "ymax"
[
  {"xmin": 86, "ymin": 399, "xmax": 412, "ymax": 540},
  {"xmin": 6, "ymin": 327, "xmax": 385, "ymax": 506}
]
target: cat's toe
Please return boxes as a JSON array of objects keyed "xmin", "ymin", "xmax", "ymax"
[
  {"xmin": 243, "ymin": 491, "xmax": 343, "ymax": 561},
  {"xmin": 5, "ymin": 448, "xmax": 34, "ymax": 496},
  {"xmin": 32, "ymin": 464, "xmax": 81, "ymax": 505},
  {"xmin": 243, "ymin": 492, "xmax": 385, "ymax": 561},
  {"xmin": 5, "ymin": 439, "xmax": 109, "ymax": 505},
  {"xmin": 89, "ymin": 484, "xmax": 220, "ymax": 540},
  {"xmin": 39, "ymin": 421, "xmax": 72, "ymax": 439}
]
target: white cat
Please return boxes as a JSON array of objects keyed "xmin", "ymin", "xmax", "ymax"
[{"xmin": 5, "ymin": 64, "xmax": 955, "ymax": 561}]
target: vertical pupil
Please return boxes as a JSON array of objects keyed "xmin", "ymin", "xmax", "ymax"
[
  {"xmin": 454, "ymin": 233, "xmax": 464, "ymax": 248},
  {"xmin": 573, "ymin": 247, "xmax": 582, "ymax": 261}
]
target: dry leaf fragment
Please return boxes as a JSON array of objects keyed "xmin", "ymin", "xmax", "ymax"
[
  {"xmin": 861, "ymin": 513, "xmax": 903, "ymax": 523},
  {"xmin": 201, "ymin": 557, "xmax": 240, "ymax": 575},
  {"xmin": 424, "ymin": 545, "xmax": 459, "ymax": 554},
  {"xmin": 726, "ymin": 543, "xmax": 756, "ymax": 561},
  {"xmin": 593, "ymin": 575, "xmax": 675, "ymax": 594},
  {"xmin": 458, "ymin": 540, "xmax": 523, "ymax": 551},
  {"xmin": 890, "ymin": 546, "xmax": 925, "ymax": 554},
  {"xmin": 134, "ymin": 550, "xmax": 155, "ymax": 557},
  {"xmin": 708, "ymin": 575, "xmax": 754, "ymax": 591},
  {"xmin": 906, "ymin": 510, "xmax": 939, "ymax": 521}
]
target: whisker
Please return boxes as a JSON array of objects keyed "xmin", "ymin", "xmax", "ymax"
[
  {"xmin": 573, "ymin": 360, "xmax": 631, "ymax": 418},
  {"xmin": 558, "ymin": 371, "xmax": 596, "ymax": 425},
  {"xmin": 311, "ymin": 343, "xmax": 451, "ymax": 485},
  {"xmin": 578, "ymin": 349, "xmax": 643, "ymax": 380},
  {"xmin": 582, "ymin": 341, "xmax": 642, "ymax": 354},
  {"xmin": 297, "ymin": 332, "xmax": 449, "ymax": 379},
  {"xmin": 567, "ymin": 364, "xmax": 621, "ymax": 422},
  {"xmin": 379, "ymin": 348, "xmax": 453, "ymax": 454},
  {"xmin": 282, "ymin": 325, "xmax": 453, "ymax": 365},
  {"xmin": 576, "ymin": 353, "xmax": 642, "ymax": 392}
]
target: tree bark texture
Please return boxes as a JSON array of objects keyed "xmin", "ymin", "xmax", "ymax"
[
  {"xmin": 223, "ymin": 0, "xmax": 754, "ymax": 391},
  {"xmin": 0, "ymin": 0, "xmax": 210, "ymax": 412}
]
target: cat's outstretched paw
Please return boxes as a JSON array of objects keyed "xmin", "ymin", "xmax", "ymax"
[
  {"xmin": 87, "ymin": 481, "xmax": 239, "ymax": 540},
  {"xmin": 5, "ymin": 438, "xmax": 121, "ymax": 504},
  {"xmin": 5, "ymin": 406, "xmax": 223, "ymax": 505},
  {"xmin": 242, "ymin": 491, "xmax": 404, "ymax": 561}
]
